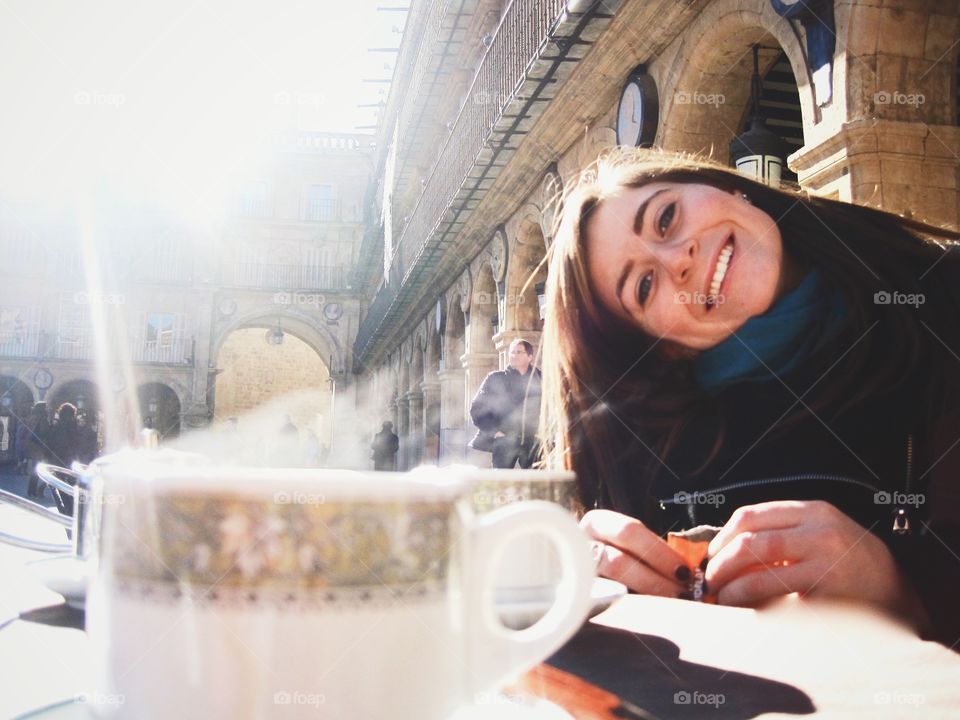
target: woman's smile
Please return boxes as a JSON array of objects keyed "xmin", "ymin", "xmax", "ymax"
[{"xmin": 584, "ymin": 182, "xmax": 790, "ymax": 350}]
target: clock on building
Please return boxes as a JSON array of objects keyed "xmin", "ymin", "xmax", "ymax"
[
  {"xmin": 616, "ymin": 66, "xmax": 659, "ymax": 147},
  {"xmin": 34, "ymin": 369, "xmax": 53, "ymax": 391},
  {"xmin": 323, "ymin": 302, "xmax": 343, "ymax": 324}
]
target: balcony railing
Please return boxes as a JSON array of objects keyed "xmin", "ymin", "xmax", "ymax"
[
  {"xmin": 355, "ymin": 0, "xmax": 619, "ymax": 362},
  {"xmin": 227, "ymin": 263, "xmax": 346, "ymax": 291},
  {"xmin": 0, "ymin": 332, "xmax": 41, "ymax": 358},
  {"xmin": 0, "ymin": 238, "xmax": 45, "ymax": 278},
  {"xmin": 52, "ymin": 335, "xmax": 95, "ymax": 361},
  {"xmin": 234, "ymin": 196, "xmax": 272, "ymax": 219},
  {"xmin": 0, "ymin": 333, "xmax": 194, "ymax": 364},
  {"xmin": 129, "ymin": 336, "xmax": 194, "ymax": 364},
  {"xmin": 299, "ymin": 198, "xmax": 340, "ymax": 222}
]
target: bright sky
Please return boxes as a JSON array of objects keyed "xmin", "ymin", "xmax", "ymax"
[{"xmin": 0, "ymin": 0, "xmax": 400, "ymax": 214}]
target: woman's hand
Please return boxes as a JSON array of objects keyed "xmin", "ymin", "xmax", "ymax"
[
  {"xmin": 580, "ymin": 509, "xmax": 689, "ymax": 597},
  {"xmin": 705, "ymin": 500, "xmax": 927, "ymax": 624}
]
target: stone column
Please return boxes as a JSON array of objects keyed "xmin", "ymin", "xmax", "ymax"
[
  {"xmin": 461, "ymin": 351, "xmax": 500, "ymax": 468},
  {"xmin": 404, "ymin": 390, "xmax": 424, "ymax": 469},
  {"xmin": 437, "ymin": 368, "xmax": 466, "ymax": 465},
  {"xmin": 395, "ymin": 395, "xmax": 410, "ymax": 470},
  {"xmin": 420, "ymin": 380, "xmax": 441, "ymax": 465},
  {"xmin": 791, "ymin": 120, "xmax": 960, "ymax": 229}
]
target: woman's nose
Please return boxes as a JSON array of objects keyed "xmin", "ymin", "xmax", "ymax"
[{"xmin": 659, "ymin": 239, "xmax": 697, "ymax": 282}]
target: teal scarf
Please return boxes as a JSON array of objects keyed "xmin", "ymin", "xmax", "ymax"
[{"xmin": 693, "ymin": 270, "xmax": 846, "ymax": 392}]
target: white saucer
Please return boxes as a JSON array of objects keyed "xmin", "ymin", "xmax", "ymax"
[
  {"xmin": 450, "ymin": 694, "xmax": 573, "ymax": 719},
  {"xmin": 14, "ymin": 698, "xmax": 91, "ymax": 719},
  {"xmin": 17, "ymin": 694, "xmax": 572, "ymax": 719},
  {"xmin": 22, "ymin": 557, "xmax": 628, "ymax": 625},
  {"xmin": 24, "ymin": 555, "xmax": 89, "ymax": 609},
  {"xmin": 496, "ymin": 577, "xmax": 627, "ymax": 630}
]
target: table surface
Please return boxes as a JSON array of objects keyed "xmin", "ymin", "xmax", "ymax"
[{"xmin": 3, "ymin": 503, "xmax": 960, "ymax": 719}]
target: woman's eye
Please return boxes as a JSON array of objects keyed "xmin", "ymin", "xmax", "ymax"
[
  {"xmin": 657, "ymin": 202, "xmax": 676, "ymax": 236},
  {"xmin": 637, "ymin": 272, "xmax": 653, "ymax": 306}
]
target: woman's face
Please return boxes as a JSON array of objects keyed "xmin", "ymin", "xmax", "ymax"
[{"xmin": 584, "ymin": 181, "xmax": 789, "ymax": 350}]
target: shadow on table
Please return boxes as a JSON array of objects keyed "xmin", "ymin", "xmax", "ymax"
[
  {"xmin": 548, "ymin": 623, "xmax": 815, "ymax": 720},
  {"xmin": 19, "ymin": 604, "xmax": 84, "ymax": 631}
]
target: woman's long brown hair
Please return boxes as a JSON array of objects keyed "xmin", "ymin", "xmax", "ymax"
[{"xmin": 539, "ymin": 148, "xmax": 960, "ymax": 517}]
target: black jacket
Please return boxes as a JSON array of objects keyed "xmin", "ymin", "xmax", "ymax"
[
  {"xmin": 468, "ymin": 366, "xmax": 542, "ymax": 451},
  {"xmin": 371, "ymin": 429, "xmax": 399, "ymax": 464},
  {"xmin": 609, "ymin": 299, "xmax": 960, "ymax": 647}
]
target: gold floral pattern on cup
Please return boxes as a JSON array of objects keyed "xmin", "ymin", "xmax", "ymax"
[
  {"xmin": 470, "ymin": 479, "xmax": 580, "ymax": 515},
  {"xmin": 108, "ymin": 495, "xmax": 456, "ymax": 592}
]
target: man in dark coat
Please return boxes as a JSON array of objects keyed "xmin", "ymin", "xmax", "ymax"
[
  {"xmin": 468, "ymin": 338, "xmax": 542, "ymax": 469},
  {"xmin": 371, "ymin": 421, "xmax": 399, "ymax": 471}
]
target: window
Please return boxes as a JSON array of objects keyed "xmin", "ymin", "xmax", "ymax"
[
  {"xmin": 235, "ymin": 181, "xmax": 270, "ymax": 218},
  {"xmin": 145, "ymin": 313, "xmax": 176, "ymax": 348},
  {"xmin": 302, "ymin": 184, "xmax": 337, "ymax": 221},
  {"xmin": 139, "ymin": 313, "xmax": 187, "ymax": 363},
  {"xmin": 57, "ymin": 299, "xmax": 92, "ymax": 360},
  {"xmin": 0, "ymin": 306, "xmax": 40, "ymax": 357}
]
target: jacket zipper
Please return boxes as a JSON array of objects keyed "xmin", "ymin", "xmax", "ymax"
[
  {"xmin": 659, "ymin": 472, "xmax": 883, "ymax": 506},
  {"xmin": 893, "ymin": 434, "xmax": 913, "ymax": 535},
  {"xmin": 659, "ymin": 473, "xmax": 883, "ymax": 526}
]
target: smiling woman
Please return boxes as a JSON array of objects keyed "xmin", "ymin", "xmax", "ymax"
[{"xmin": 540, "ymin": 148, "xmax": 960, "ymax": 648}]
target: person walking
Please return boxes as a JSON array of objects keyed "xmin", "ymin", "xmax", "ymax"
[
  {"xmin": 371, "ymin": 421, "xmax": 399, "ymax": 471},
  {"xmin": 468, "ymin": 338, "xmax": 542, "ymax": 469},
  {"xmin": 24, "ymin": 402, "xmax": 51, "ymax": 498}
]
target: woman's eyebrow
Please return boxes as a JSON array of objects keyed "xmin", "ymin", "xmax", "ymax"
[{"xmin": 634, "ymin": 188, "xmax": 667, "ymax": 236}]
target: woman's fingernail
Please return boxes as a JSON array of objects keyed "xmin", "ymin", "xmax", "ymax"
[
  {"xmin": 677, "ymin": 590, "xmax": 694, "ymax": 601},
  {"xmin": 675, "ymin": 565, "xmax": 691, "ymax": 582},
  {"xmin": 699, "ymin": 556, "xmax": 709, "ymax": 571},
  {"xmin": 701, "ymin": 580, "xmax": 709, "ymax": 596}
]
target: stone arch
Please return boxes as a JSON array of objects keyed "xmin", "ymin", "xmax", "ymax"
[
  {"xmin": 539, "ymin": 169, "xmax": 563, "ymax": 246},
  {"xmin": 410, "ymin": 330, "xmax": 425, "ymax": 389},
  {"xmin": 0, "ymin": 376, "xmax": 35, "ymax": 464},
  {"xmin": 444, "ymin": 291, "xmax": 467, "ymax": 368},
  {"xmin": 398, "ymin": 340, "xmax": 411, "ymax": 397},
  {"xmin": 504, "ymin": 209, "xmax": 548, "ymax": 334},
  {"xmin": 468, "ymin": 257, "xmax": 498, "ymax": 358},
  {"xmin": 213, "ymin": 326, "xmax": 332, "ymax": 443},
  {"xmin": 657, "ymin": 0, "xmax": 813, "ymax": 167},
  {"xmin": 0, "ymin": 376, "xmax": 35, "ymax": 419},
  {"xmin": 137, "ymin": 382, "xmax": 182, "ymax": 439},
  {"xmin": 212, "ymin": 307, "xmax": 344, "ymax": 378},
  {"xmin": 48, "ymin": 378, "xmax": 100, "ymax": 420},
  {"xmin": 426, "ymin": 303, "xmax": 443, "ymax": 377}
]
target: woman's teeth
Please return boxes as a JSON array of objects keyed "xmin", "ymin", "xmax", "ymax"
[{"xmin": 708, "ymin": 240, "xmax": 734, "ymax": 298}]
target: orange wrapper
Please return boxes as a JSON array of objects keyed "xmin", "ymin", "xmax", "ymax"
[{"xmin": 667, "ymin": 525, "xmax": 721, "ymax": 603}]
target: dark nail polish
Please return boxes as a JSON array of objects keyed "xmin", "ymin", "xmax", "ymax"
[
  {"xmin": 701, "ymin": 580, "xmax": 709, "ymax": 596},
  {"xmin": 677, "ymin": 590, "xmax": 694, "ymax": 601},
  {"xmin": 699, "ymin": 556, "xmax": 709, "ymax": 571},
  {"xmin": 675, "ymin": 565, "xmax": 691, "ymax": 582}
]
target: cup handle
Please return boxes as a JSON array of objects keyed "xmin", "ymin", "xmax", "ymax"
[{"xmin": 464, "ymin": 500, "xmax": 595, "ymax": 696}]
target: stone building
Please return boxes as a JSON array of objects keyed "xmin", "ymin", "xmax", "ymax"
[
  {"xmin": 351, "ymin": 0, "xmax": 960, "ymax": 470},
  {"xmin": 0, "ymin": 130, "xmax": 370, "ymax": 460}
]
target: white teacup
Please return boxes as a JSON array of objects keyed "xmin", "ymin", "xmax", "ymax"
[
  {"xmin": 83, "ymin": 457, "xmax": 594, "ymax": 719},
  {"xmin": 465, "ymin": 469, "xmax": 582, "ymax": 601}
]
